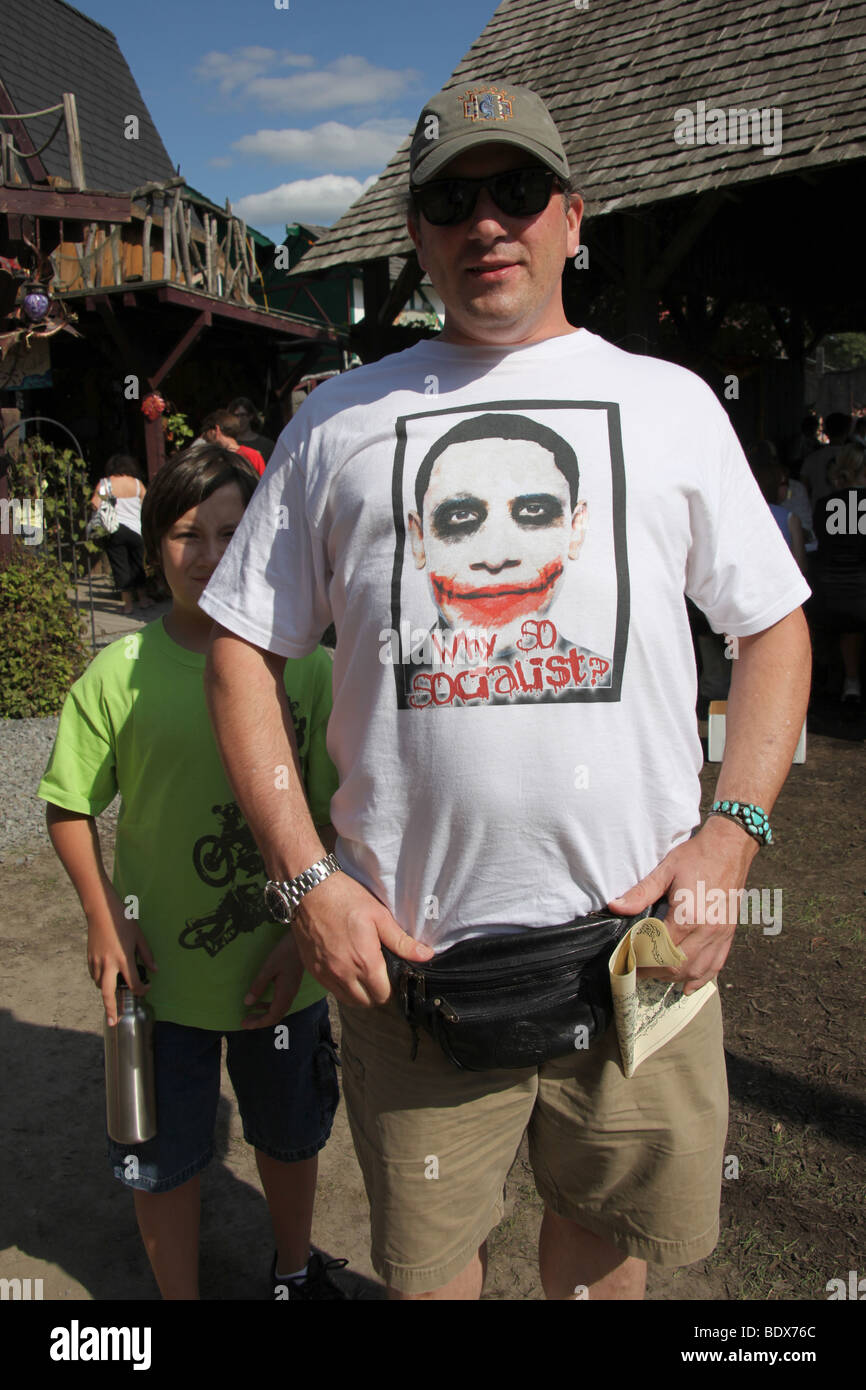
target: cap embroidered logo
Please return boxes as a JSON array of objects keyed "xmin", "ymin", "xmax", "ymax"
[{"xmin": 461, "ymin": 88, "xmax": 515, "ymax": 122}]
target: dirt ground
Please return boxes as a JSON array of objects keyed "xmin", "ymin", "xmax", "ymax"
[{"xmin": 0, "ymin": 727, "xmax": 863, "ymax": 1302}]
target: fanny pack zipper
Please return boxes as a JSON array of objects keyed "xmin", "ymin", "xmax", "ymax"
[{"xmin": 432, "ymin": 969, "xmax": 601, "ymax": 1025}]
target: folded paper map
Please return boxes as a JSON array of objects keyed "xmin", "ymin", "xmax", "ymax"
[{"xmin": 608, "ymin": 916, "xmax": 716, "ymax": 1077}]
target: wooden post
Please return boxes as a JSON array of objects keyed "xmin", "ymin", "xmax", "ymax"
[
  {"xmin": 188, "ymin": 226, "xmax": 205, "ymax": 279},
  {"xmin": 81, "ymin": 222, "xmax": 96, "ymax": 289},
  {"xmin": 176, "ymin": 196, "xmax": 194, "ymax": 287},
  {"xmin": 0, "ymin": 131, "xmax": 13, "ymax": 184},
  {"xmin": 218, "ymin": 225, "xmax": 230, "ymax": 286},
  {"xmin": 377, "ymin": 254, "xmax": 424, "ymax": 326},
  {"xmin": 62, "ymin": 93, "xmax": 86, "ymax": 189},
  {"xmin": 234, "ymin": 219, "xmax": 250, "ymax": 302},
  {"xmin": 226, "ymin": 219, "xmax": 243, "ymax": 300},
  {"xmin": 142, "ymin": 198, "xmax": 152, "ymax": 280},
  {"xmin": 143, "ymin": 413, "xmax": 166, "ymax": 480},
  {"xmin": 161, "ymin": 194, "xmax": 172, "ymax": 281},
  {"xmin": 358, "ymin": 259, "xmax": 391, "ymax": 358},
  {"xmin": 92, "ymin": 226, "xmax": 103, "ymax": 287},
  {"xmin": 203, "ymin": 212, "xmax": 214, "ymax": 293},
  {"xmin": 109, "ymin": 224, "xmax": 122, "ymax": 285}
]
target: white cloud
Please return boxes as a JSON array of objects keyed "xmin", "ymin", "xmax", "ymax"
[
  {"xmin": 250, "ymin": 55, "xmax": 417, "ymax": 111},
  {"xmin": 194, "ymin": 47, "xmax": 314, "ymax": 95},
  {"xmin": 195, "ymin": 49, "xmax": 418, "ymax": 111},
  {"xmin": 233, "ymin": 174, "xmax": 377, "ymax": 228},
  {"xmin": 231, "ymin": 118, "xmax": 410, "ymax": 169}
]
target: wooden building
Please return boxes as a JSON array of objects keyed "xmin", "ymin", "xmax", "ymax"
[
  {"xmin": 0, "ymin": 0, "xmax": 342, "ymax": 484},
  {"xmin": 293, "ymin": 0, "xmax": 866, "ymax": 447}
]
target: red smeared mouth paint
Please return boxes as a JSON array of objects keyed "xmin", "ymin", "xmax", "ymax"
[{"xmin": 431, "ymin": 560, "xmax": 564, "ymax": 625}]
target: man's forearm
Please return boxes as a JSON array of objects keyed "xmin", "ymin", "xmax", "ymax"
[
  {"xmin": 204, "ymin": 626, "xmax": 325, "ymax": 879},
  {"xmin": 716, "ymin": 607, "xmax": 811, "ymax": 818}
]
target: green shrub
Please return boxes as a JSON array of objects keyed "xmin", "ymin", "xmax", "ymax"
[
  {"xmin": 7, "ymin": 437, "xmax": 99, "ymax": 569},
  {"xmin": 0, "ymin": 545, "xmax": 89, "ymax": 716}
]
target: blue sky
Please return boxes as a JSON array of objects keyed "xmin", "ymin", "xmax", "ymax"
[{"xmin": 77, "ymin": 0, "xmax": 504, "ymax": 240}]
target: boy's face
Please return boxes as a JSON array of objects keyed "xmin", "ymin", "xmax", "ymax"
[{"xmin": 160, "ymin": 482, "xmax": 247, "ymax": 617}]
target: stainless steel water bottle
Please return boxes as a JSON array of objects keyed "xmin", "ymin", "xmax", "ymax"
[{"xmin": 104, "ymin": 973, "xmax": 157, "ymax": 1143}]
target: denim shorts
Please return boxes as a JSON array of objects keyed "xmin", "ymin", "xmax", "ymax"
[{"xmin": 108, "ymin": 997, "xmax": 339, "ymax": 1193}]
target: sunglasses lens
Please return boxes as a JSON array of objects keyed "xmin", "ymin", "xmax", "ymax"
[
  {"xmin": 492, "ymin": 169, "xmax": 555, "ymax": 216},
  {"xmin": 416, "ymin": 181, "xmax": 476, "ymax": 226}
]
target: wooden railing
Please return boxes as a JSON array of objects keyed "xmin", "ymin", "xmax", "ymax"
[
  {"xmin": 0, "ymin": 91, "xmax": 85, "ymax": 188},
  {"xmin": 49, "ymin": 179, "xmax": 262, "ymax": 307}
]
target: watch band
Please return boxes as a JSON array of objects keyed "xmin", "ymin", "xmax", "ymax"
[{"xmin": 264, "ymin": 853, "xmax": 342, "ymax": 924}]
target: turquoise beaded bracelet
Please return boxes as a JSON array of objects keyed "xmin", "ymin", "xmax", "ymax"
[{"xmin": 709, "ymin": 800, "xmax": 773, "ymax": 846}]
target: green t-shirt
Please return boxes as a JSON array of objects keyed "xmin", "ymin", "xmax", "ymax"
[{"xmin": 38, "ymin": 618, "xmax": 336, "ymax": 1030}]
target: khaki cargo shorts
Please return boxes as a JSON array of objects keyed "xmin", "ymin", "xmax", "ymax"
[{"xmin": 338, "ymin": 988, "xmax": 728, "ymax": 1293}]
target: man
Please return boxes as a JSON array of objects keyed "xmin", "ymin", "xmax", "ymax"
[
  {"xmin": 404, "ymin": 410, "xmax": 612, "ymax": 703},
  {"xmin": 200, "ymin": 410, "xmax": 266, "ymax": 477},
  {"xmin": 201, "ymin": 81, "xmax": 811, "ymax": 1299}
]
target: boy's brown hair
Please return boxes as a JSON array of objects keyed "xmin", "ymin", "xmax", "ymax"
[
  {"xmin": 200, "ymin": 409, "xmax": 241, "ymax": 440},
  {"xmin": 141, "ymin": 442, "xmax": 258, "ymax": 576}
]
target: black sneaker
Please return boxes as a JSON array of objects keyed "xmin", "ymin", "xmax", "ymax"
[{"xmin": 271, "ymin": 1250, "xmax": 351, "ymax": 1300}]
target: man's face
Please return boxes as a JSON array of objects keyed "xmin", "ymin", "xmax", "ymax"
[
  {"xmin": 408, "ymin": 438, "xmax": 587, "ymax": 646},
  {"xmin": 407, "ymin": 143, "xmax": 582, "ymax": 347}
]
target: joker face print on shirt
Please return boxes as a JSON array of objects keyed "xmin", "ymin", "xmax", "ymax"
[
  {"xmin": 390, "ymin": 405, "xmax": 627, "ymax": 709},
  {"xmin": 408, "ymin": 423, "xmax": 587, "ymax": 655}
]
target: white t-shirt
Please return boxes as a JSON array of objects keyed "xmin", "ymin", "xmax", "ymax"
[{"xmin": 200, "ymin": 329, "xmax": 809, "ymax": 947}]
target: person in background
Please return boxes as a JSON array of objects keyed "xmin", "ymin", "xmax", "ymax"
[
  {"xmin": 747, "ymin": 441, "xmax": 816, "ymax": 555},
  {"xmin": 200, "ymin": 411, "xmax": 266, "ymax": 477},
  {"xmin": 89, "ymin": 453, "xmax": 154, "ymax": 616},
  {"xmin": 748, "ymin": 445, "xmax": 808, "ymax": 576},
  {"xmin": 785, "ymin": 411, "xmax": 821, "ymax": 480},
  {"xmin": 228, "ymin": 397, "xmax": 275, "ymax": 464},
  {"xmin": 802, "ymin": 412, "xmax": 851, "ymax": 507},
  {"xmin": 809, "ymin": 439, "xmax": 866, "ymax": 707}
]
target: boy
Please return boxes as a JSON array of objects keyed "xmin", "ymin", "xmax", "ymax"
[{"xmin": 38, "ymin": 442, "xmax": 346, "ymax": 1300}]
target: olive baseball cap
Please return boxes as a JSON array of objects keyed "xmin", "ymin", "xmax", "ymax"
[{"xmin": 410, "ymin": 81, "xmax": 570, "ymax": 186}]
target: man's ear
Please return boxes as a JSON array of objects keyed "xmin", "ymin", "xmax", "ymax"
[
  {"xmin": 408, "ymin": 510, "xmax": 427, "ymax": 569},
  {"xmin": 566, "ymin": 193, "xmax": 584, "ymax": 261},
  {"xmin": 568, "ymin": 499, "xmax": 588, "ymax": 559}
]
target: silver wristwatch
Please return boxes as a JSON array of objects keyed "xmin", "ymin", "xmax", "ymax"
[{"xmin": 264, "ymin": 854, "xmax": 342, "ymax": 924}]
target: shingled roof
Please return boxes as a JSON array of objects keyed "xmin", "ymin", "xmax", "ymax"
[
  {"xmin": 0, "ymin": 0, "xmax": 176, "ymax": 193},
  {"xmin": 298, "ymin": 0, "xmax": 866, "ymax": 272}
]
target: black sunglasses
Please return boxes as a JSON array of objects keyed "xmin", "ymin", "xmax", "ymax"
[{"xmin": 411, "ymin": 167, "xmax": 560, "ymax": 226}]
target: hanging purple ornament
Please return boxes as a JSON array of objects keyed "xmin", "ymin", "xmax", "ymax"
[{"xmin": 22, "ymin": 289, "xmax": 50, "ymax": 322}]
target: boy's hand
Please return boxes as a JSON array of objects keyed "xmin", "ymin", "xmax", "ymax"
[
  {"xmin": 242, "ymin": 933, "xmax": 304, "ymax": 1029},
  {"xmin": 87, "ymin": 894, "xmax": 158, "ymax": 1026}
]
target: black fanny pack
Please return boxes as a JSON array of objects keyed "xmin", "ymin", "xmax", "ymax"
[{"xmin": 382, "ymin": 905, "xmax": 663, "ymax": 1071}]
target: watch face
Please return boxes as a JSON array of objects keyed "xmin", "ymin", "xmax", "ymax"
[{"xmin": 264, "ymin": 883, "xmax": 293, "ymax": 924}]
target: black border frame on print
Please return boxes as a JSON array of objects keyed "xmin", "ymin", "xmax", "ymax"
[
  {"xmin": 15, "ymin": 1294, "xmax": 860, "ymax": 1370},
  {"xmin": 389, "ymin": 399, "xmax": 631, "ymax": 710}
]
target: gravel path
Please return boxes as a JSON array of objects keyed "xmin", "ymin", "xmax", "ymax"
[{"xmin": 0, "ymin": 716, "xmax": 118, "ymax": 859}]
